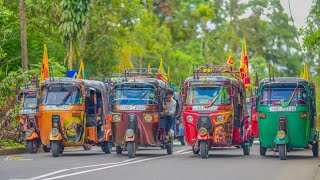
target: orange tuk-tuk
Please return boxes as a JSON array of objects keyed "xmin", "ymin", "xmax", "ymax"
[
  {"xmin": 17, "ymin": 81, "xmax": 50, "ymax": 153},
  {"xmin": 109, "ymin": 68, "xmax": 172, "ymax": 158},
  {"xmin": 38, "ymin": 78, "xmax": 112, "ymax": 157},
  {"xmin": 182, "ymin": 65, "xmax": 252, "ymax": 158}
]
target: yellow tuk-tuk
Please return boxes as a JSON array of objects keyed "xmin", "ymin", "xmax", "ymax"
[{"xmin": 38, "ymin": 78, "xmax": 112, "ymax": 157}]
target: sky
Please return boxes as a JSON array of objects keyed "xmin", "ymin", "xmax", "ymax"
[
  {"xmin": 239, "ymin": 0, "xmax": 313, "ymax": 28},
  {"xmin": 281, "ymin": 0, "xmax": 313, "ymax": 28}
]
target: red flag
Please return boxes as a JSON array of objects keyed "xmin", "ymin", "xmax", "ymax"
[{"xmin": 227, "ymin": 53, "xmax": 234, "ymax": 66}]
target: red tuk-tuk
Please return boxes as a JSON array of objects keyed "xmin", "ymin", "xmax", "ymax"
[
  {"xmin": 109, "ymin": 68, "xmax": 172, "ymax": 158},
  {"xmin": 17, "ymin": 81, "xmax": 51, "ymax": 153},
  {"xmin": 182, "ymin": 65, "xmax": 253, "ymax": 158}
]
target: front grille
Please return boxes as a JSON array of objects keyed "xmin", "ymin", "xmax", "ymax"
[
  {"xmin": 128, "ymin": 114, "xmax": 137, "ymax": 132},
  {"xmin": 278, "ymin": 116, "xmax": 288, "ymax": 134},
  {"xmin": 196, "ymin": 116, "xmax": 213, "ymax": 133}
]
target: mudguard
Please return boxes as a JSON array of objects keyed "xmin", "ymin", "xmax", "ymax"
[
  {"xmin": 125, "ymin": 135, "xmax": 135, "ymax": 142},
  {"xmin": 104, "ymin": 129, "xmax": 112, "ymax": 141},
  {"xmin": 49, "ymin": 133, "xmax": 63, "ymax": 141},
  {"xmin": 25, "ymin": 131, "xmax": 39, "ymax": 140},
  {"xmin": 274, "ymin": 136, "xmax": 289, "ymax": 145},
  {"xmin": 197, "ymin": 133, "xmax": 210, "ymax": 140}
]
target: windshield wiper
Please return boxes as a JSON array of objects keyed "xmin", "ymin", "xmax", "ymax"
[
  {"xmin": 282, "ymin": 86, "xmax": 298, "ymax": 108},
  {"xmin": 60, "ymin": 90, "xmax": 72, "ymax": 105},
  {"xmin": 139, "ymin": 89, "xmax": 152, "ymax": 100},
  {"xmin": 204, "ymin": 91, "xmax": 222, "ymax": 108}
]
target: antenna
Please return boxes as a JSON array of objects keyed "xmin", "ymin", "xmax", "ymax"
[
  {"xmin": 268, "ymin": 63, "xmax": 271, "ymax": 82},
  {"xmin": 49, "ymin": 65, "xmax": 54, "ymax": 81}
]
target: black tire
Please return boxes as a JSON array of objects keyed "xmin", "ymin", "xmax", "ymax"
[
  {"xmin": 59, "ymin": 146, "xmax": 64, "ymax": 154},
  {"xmin": 42, "ymin": 145, "xmax": 51, "ymax": 152},
  {"xmin": 27, "ymin": 140, "xmax": 38, "ymax": 154},
  {"xmin": 127, "ymin": 142, "xmax": 136, "ymax": 158},
  {"xmin": 180, "ymin": 137, "xmax": 186, "ymax": 146},
  {"xmin": 166, "ymin": 139, "xmax": 173, "ymax": 155},
  {"xmin": 83, "ymin": 144, "xmax": 91, "ymax": 151},
  {"xmin": 260, "ymin": 145, "xmax": 267, "ymax": 156},
  {"xmin": 200, "ymin": 141, "xmax": 208, "ymax": 159},
  {"xmin": 192, "ymin": 145, "xmax": 200, "ymax": 154},
  {"xmin": 102, "ymin": 141, "xmax": 112, "ymax": 154},
  {"xmin": 116, "ymin": 145, "xmax": 122, "ymax": 154},
  {"xmin": 51, "ymin": 141, "xmax": 60, "ymax": 157},
  {"xmin": 279, "ymin": 144, "xmax": 287, "ymax": 160},
  {"xmin": 243, "ymin": 143, "xmax": 250, "ymax": 155},
  {"xmin": 312, "ymin": 142, "xmax": 319, "ymax": 157}
]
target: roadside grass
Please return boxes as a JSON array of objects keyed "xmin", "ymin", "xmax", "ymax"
[{"xmin": 0, "ymin": 138, "xmax": 25, "ymax": 150}]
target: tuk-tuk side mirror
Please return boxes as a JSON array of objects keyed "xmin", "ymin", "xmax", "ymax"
[{"xmin": 85, "ymin": 88, "xmax": 91, "ymax": 97}]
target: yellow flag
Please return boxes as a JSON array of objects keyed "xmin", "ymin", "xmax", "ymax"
[
  {"xmin": 303, "ymin": 60, "xmax": 309, "ymax": 80},
  {"xmin": 77, "ymin": 59, "xmax": 86, "ymax": 79},
  {"xmin": 168, "ymin": 66, "xmax": 170, "ymax": 83},
  {"xmin": 40, "ymin": 44, "xmax": 49, "ymax": 85}
]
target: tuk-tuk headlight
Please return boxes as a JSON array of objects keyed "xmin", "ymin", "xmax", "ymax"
[
  {"xmin": 186, "ymin": 115, "xmax": 194, "ymax": 122},
  {"xmin": 198, "ymin": 128, "xmax": 207, "ymax": 136},
  {"xmin": 216, "ymin": 115, "xmax": 224, "ymax": 122},
  {"xmin": 125, "ymin": 129, "xmax": 134, "ymax": 137},
  {"xmin": 112, "ymin": 114, "xmax": 121, "ymax": 122},
  {"xmin": 277, "ymin": 130, "xmax": 286, "ymax": 140},
  {"xmin": 51, "ymin": 128, "xmax": 59, "ymax": 137},
  {"xmin": 144, "ymin": 115, "xmax": 153, "ymax": 122}
]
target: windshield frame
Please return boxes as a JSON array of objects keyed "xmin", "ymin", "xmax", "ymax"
[
  {"xmin": 22, "ymin": 92, "xmax": 38, "ymax": 109},
  {"xmin": 185, "ymin": 84, "xmax": 231, "ymax": 106},
  {"xmin": 112, "ymin": 83, "xmax": 158, "ymax": 106},
  {"xmin": 40, "ymin": 83, "xmax": 83, "ymax": 106},
  {"xmin": 259, "ymin": 83, "xmax": 308, "ymax": 106}
]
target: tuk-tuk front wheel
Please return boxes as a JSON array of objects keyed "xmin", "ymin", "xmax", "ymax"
[
  {"xmin": 260, "ymin": 145, "xmax": 267, "ymax": 156},
  {"xmin": 279, "ymin": 144, "xmax": 287, "ymax": 160},
  {"xmin": 127, "ymin": 142, "xmax": 136, "ymax": 158},
  {"xmin": 312, "ymin": 142, "xmax": 319, "ymax": 157},
  {"xmin": 51, "ymin": 141, "xmax": 61, "ymax": 157},
  {"xmin": 42, "ymin": 145, "xmax": 51, "ymax": 152},
  {"xmin": 166, "ymin": 139, "xmax": 173, "ymax": 155},
  {"xmin": 27, "ymin": 140, "xmax": 39, "ymax": 154},
  {"xmin": 200, "ymin": 141, "xmax": 209, "ymax": 159},
  {"xmin": 116, "ymin": 145, "xmax": 122, "ymax": 154},
  {"xmin": 102, "ymin": 141, "xmax": 112, "ymax": 154}
]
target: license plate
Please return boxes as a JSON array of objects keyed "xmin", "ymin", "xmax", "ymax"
[
  {"xmin": 45, "ymin": 105, "xmax": 69, "ymax": 110},
  {"xmin": 192, "ymin": 106, "xmax": 218, "ymax": 111},
  {"xmin": 269, "ymin": 106, "xmax": 296, "ymax": 112},
  {"xmin": 120, "ymin": 105, "xmax": 146, "ymax": 111}
]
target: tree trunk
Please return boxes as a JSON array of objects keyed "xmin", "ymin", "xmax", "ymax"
[
  {"xmin": 69, "ymin": 39, "xmax": 73, "ymax": 70},
  {"xmin": 19, "ymin": 0, "xmax": 28, "ymax": 70}
]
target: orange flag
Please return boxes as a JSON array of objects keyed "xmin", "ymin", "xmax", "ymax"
[
  {"xmin": 240, "ymin": 37, "xmax": 250, "ymax": 89},
  {"xmin": 227, "ymin": 53, "xmax": 234, "ymax": 66},
  {"xmin": 40, "ymin": 44, "xmax": 49, "ymax": 85}
]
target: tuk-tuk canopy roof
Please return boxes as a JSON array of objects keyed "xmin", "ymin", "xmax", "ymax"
[
  {"xmin": 185, "ymin": 75, "xmax": 243, "ymax": 89},
  {"xmin": 42, "ymin": 77, "xmax": 107, "ymax": 94},
  {"xmin": 260, "ymin": 77, "xmax": 314, "ymax": 87}
]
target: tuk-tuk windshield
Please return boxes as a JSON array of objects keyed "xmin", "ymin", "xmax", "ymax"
[
  {"xmin": 41, "ymin": 84, "xmax": 82, "ymax": 105},
  {"xmin": 112, "ymin": 84, "xmax": 157, "ymax": 105},
  {"xmin": 22, "ymin": 93, "xmax": 37, "ymax": 109},
  {"xmin": 260, "ymin": 84, "xmax": 308, "ymax": 106},
  {"xmin": 186, "ymin": 85, "xmax": 230, "ymax": 105}
]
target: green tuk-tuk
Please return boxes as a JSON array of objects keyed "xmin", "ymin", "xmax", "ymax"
[{"xmin": 257, "ymin": 77, "xmax": 318, "ymax": 160}]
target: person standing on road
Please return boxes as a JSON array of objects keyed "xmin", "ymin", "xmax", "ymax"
[{"xmin": 163, "ymin": 89, "xmax": 176, "ymax": 136}]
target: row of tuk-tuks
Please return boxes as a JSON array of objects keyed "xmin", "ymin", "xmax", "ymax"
[{"xmin": 17, "ymin": 66, "xmax": 319, "ymax": 160}]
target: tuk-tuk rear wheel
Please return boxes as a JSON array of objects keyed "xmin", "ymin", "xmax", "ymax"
[
  {"xmin": 42, "ymin": 145, "xmax": 51, "ymax": 152},
  {"xmin": 312, "ymin": 142, "xmax": 319, "ymax": 157},
  {"xmin": 116, "ymin": 145, "xmax": 122, "ymax": 154},
  {"xmin": 260, "ymin": 145, "xmax": 267, "ymax": 156},
  {"xmin": 127, "ymin": 142, "xmax": 136, "ymax": 158},
  {"xmin": 200, "ymin": 141, "xmax": 209, "ymax": 159},
  {"xmin": 180, "ymin": 137, "xmax": 185, "ymax": 146},
  {"xmin": 102, "ymin": 141, "xmax": 112, "ymax": 154},
  {"xmin": 51, "ymin": 141, "xmax": 60, "ymax": 157},
  {"xmin": 83, "ymin": 144, "xmax": 91, "ymax": 151},
  {"xmin": 279, "ymin": 144, "xmax": 287, "ymax": 160},
  {"xmin": 27, "ymin": 140, "xmax": 39, "ymax": 154},
  {"xmin": 243, "ymin": 144, "xmax": 250, "ymax": 155}
]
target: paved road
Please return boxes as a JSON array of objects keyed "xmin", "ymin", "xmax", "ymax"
[{"xmin": 1, "ymin": 142, "xmax": 319, "ymax": 180}]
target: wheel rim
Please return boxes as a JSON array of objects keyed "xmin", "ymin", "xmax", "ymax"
[{"xmin": 32, "ymin": 140, "xmax": 38, "ymax": 152}]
